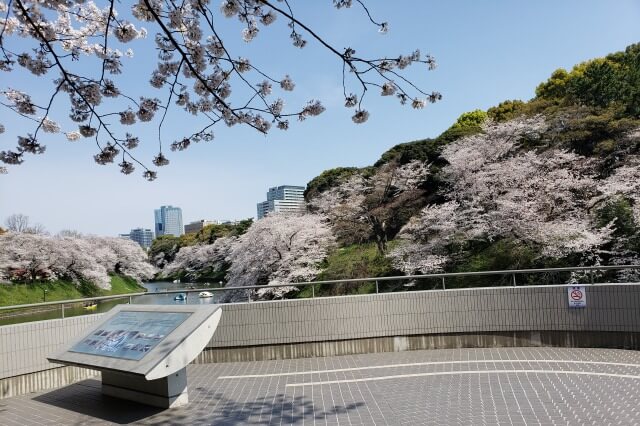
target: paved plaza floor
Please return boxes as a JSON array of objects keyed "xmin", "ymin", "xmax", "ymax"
[{"xmin": 2, "ymin": 347, "xmax": 640, "ymax": 425}]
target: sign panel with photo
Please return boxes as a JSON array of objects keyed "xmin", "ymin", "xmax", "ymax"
[{"xmin": 70, "ymin": 311, "xmax": 191, "ymax": 360}]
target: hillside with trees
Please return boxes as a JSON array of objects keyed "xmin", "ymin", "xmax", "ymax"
[{"xmin": 128, "ymin": 43, "xmax": 640, "ymax": 298}]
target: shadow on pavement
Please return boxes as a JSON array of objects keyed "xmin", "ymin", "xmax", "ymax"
[
  {"xmin": 33, "ymin": 379, "xmax": 164, "ymax": 424},
  {"xmin": 31, "ymin": 379, "xmax": 366, "ymax": 425}
]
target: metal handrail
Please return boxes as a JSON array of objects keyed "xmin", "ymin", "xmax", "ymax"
[{"xmin": 0, "ymin": 264, "xmax": 638, "ymax": 312}]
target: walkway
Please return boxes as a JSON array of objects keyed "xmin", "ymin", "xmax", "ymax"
[{"xmin": 2, "ymin": 347, "xmax": 640, "ymax": 425}]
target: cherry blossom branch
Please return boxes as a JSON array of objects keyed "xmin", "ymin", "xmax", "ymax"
[{"xmin": 13, "ymin": 0, "xmax": 153, "ymax": 177}]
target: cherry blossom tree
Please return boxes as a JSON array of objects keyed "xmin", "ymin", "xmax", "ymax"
[
  {"xmin": 0, "ymin": 0, "xmax": 440, "ymax": 178},
  {"xmin": 390, "ymin": 117, "xmax": 616, "ymax": 274},
  {"xmin": 0, "ymin": 232, "xmax": 155, "ymax": 288},
  {"xmin": 0, "ymin": 232, "xmax": 62, "ymax": 282},
  {"xmin": 88, "ymin": 236, "xmax": 157, "ymax": 282},
  {"xmin": 595, "ymin": 153, "xmax": 640, "ymax": 279},
  {"xmin": 161, "ymin": 235, "xmax": 237, "ymax": 280},
  {"xmin": 598, "ymin": 154, "xmax": 640, "ymax": 224},
  {"xmin": 222, "ymin": 213, "xmax": 335, "ymax": 300},
  {"xmin": 309, "ymin": 159, "xmax": 429, "ymax": 253},
  {"xmin": 55, "ymin": 236, "xmax": 112, "ymax": 288}
]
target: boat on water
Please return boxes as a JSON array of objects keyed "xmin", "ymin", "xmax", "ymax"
[
  {"xmin": 198, "ymin": 291, "xmax": 213, "ymax": 298},
  {"xmin": 83, "ymin": 302, "xmax": 98, "ymax": 310},
  {"xmin": 173, "ymin": 279, "xmax": 181, "ymax": 284},
  {"xmin": 174, "ymin": 293, "xmax": 186, "ymax": 301}
]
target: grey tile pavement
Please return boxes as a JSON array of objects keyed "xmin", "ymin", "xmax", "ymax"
[{"xmin": 1, "ymin": 347, "xmax": 640, "ymax": 424}]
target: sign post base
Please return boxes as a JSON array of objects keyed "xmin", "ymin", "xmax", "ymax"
[{"xmin": 101, "ymin": 367, "xmax": 189, "ymax": 408}]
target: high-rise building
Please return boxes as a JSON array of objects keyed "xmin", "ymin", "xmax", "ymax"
[
  {"xmin": 154, "ymin": 205, "xmax": 184, "ymax": 237},
  {"xmin": 256, "ymin": 185, "xmax": 306, "ymax": 219},
  {"xmin": 129, "ymin": 228, "xmax": 154, "ymax": 249}
]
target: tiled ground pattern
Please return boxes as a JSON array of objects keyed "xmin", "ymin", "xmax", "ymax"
[{"xmin": 2, "ymin": 347, "xmax": 640, "ymax": 425}]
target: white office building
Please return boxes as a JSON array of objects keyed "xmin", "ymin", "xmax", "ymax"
[
  {"xmin": 129, "ymin": 228, "xmax": 154, "ymax": 249},
  {"xmin": 154, "ymin": 205, "xmax": 184, "ymax": 237},
  {"xmin": 256, "ymin": 185, "xmax": 306, "ymax": 219}
]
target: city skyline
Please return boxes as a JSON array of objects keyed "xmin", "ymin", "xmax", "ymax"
[{"xmin": 1, "ymin": 1, "xmax": 639, "ymax": 236}]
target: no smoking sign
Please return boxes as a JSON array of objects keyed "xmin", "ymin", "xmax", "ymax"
[{"xmin": 567, "ymin": 285, "xmax": 587, "ymax": 308}]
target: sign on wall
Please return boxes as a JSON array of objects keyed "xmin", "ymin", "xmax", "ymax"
[{"xmin": 567, "ymin": 285, "xmax": 587, "ymax": 308}]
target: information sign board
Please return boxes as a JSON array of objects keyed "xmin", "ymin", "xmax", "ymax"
[
  {"xmin": 48, "ymin": 304, "xmax": 222, "ymax": 409},
  {"xmin": 49, "ymin": 304, "xmax": 222, "ymax": 378},
  {"xmin": 70, "ymin": 311, "xmax": 190, "ymax": 361},
  {"xmin": 567, "ymin": 285, "xmax": 587, "ymax": 308}
]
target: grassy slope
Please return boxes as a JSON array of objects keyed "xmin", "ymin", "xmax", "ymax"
[
  {"xmin": 0, "ymin": 275, "xmax": 145, "ymax": 307},
  {"xmin": 297, "ymin": 243, "xmax": 398, "ymax": 298}
]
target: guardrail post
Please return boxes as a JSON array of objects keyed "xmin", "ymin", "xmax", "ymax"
[
  {"xmin": 375, "ymin": 280, "xmax": 379, "ymax": 294},
  {"xmin": 247, "ymin": 291, "xmax": 251, "ymax": 303},
  {"xmin": 441, "ymin": 277, "xmax": 446, "ymax": 290},
  {"xmin": 61, "ymin": 304, "xmax": 65, "ymax": 319},
  {"xmin": 129, "ymin": 295, "xmax": 132, "ymax": 304},
  {"xmin": 311, "ymin": 285, "xmax": 315, "ymax": 299},
  {"xmin": 512, "ymin": 273, "xmax": 517, "ymax": 287}
]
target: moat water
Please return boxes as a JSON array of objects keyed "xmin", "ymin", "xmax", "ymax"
[{"xmin": 0, "ymin": 281, "xmax": 224, "ymax": 326}]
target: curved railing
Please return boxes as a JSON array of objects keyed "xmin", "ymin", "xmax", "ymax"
[{"xmin": 0, "ymin": 264, "xmax": 638, "ymax": 323}]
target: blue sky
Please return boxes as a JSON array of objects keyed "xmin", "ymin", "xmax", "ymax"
[{"xmin": 1, "ymin": 0, "xmax": 639, "ymax": 236}]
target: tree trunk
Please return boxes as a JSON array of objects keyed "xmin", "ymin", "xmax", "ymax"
[{"xmin": 370, "ymin": 216, "xmax": 387, "ymax": 255}]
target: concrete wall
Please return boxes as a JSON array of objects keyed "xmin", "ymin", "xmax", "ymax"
[
  {"xmin": 0, "ymin": 314, "xmax": 106, "ymax": 379},
  {"xmin": 206, "ymin": 285, "xmax": 640, "ymax": 349},
  {"xmin": 2, "ymin": 283, "xmax": 640, "ymax": 398}
]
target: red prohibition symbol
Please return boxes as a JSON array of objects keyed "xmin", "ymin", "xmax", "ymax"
[{"xmin": 570, "ymin": 290, "xmax": 583, "ymax": 300}]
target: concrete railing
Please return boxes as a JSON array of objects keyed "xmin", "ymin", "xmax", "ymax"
[{"xmin": 2, "ymin": 282, "xmax": 640, "ymax": 398}]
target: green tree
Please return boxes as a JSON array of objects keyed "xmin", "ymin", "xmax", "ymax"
[
  {"xmin": 149, "ymin": 235, "xmax": 181, "ymax": 267},
  {"xmin": 449, "ymin": 109, "xmax": 488, "ymax": 130},
  {"xmin": 487, "ymin": 100, "xmax": 526, "ymax": 122},
  {"xmin": 195, "ymin": 219, "xmax": 254, "ymax": 244},
  {"xmin": 432, "ymin": 109, "xmax": 488, "ymax": 146},
  {"xmin": 305, "ymin": 167, "xmax": 362, "ymax": 200},
  {"xmin": 567, "ymin": 58, "xmax": 622, "ymax": 108},
  {"xmin": 375, "ymin": 138, "xmax": 442, "ymax": 167},
  {"xmin": 596, "ymin": 197, "xmax": 637, "ymax": 237},
  {"xmin": 535, "ymin": 68, "xmax": 570, "ymax": 99},
  {"xmin": 621, "ymin": 43, "xmax": 640, "ymax": 116}
]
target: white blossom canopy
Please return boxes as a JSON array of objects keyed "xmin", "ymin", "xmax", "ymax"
[
  {"xmin": 389, "ymin": 117, "xmax": 624, "ymax": 274},
  {"xmin": 0, "ymin": 232, "xmax": 156, "ymax": 288},
  {"xmin": 223, "ymin": 213, "xmax": 335, "ymax": 299}
]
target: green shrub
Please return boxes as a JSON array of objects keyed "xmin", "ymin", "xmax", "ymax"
[
  {"xmin": 304, "ymin": 167, "xmax": 361, "ymax": 199},
  {"xmin": 449, "ymin": 109, "xmax": 488, "ymax": 130},
  {"xmin": 596, "ymin": 197, "xmax": 637, "ymax": 237},
  {"xmin": 374, "ymin": 138, "xmax": 441, "ymax": 167},
  {"xmin": 295, "ymin": 243, "xmax": 400, "ymax": 298},
  {"xmin": 487, "ymin": 100, "xmax": 526, "ymax": 122}
]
